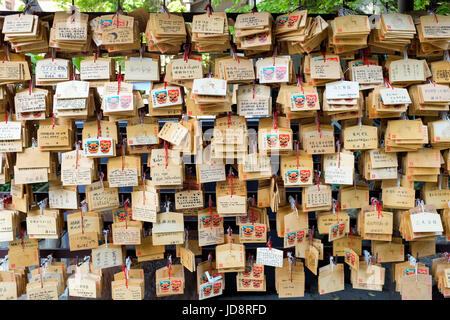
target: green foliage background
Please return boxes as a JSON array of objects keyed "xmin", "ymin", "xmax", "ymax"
[
  {"xmin": 17, "ymin": 0, "xmax": 186, "ymax": 12},
  {"xmin": 15, "ymin": 0, "xmax": 450, "ymax": 14},
  {"xmin": 212, "ymin": 0, "xmax": 449, "ymax": 14}
]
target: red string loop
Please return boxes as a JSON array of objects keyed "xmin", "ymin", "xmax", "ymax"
[
  {"xmin": 75, "ymin": 141, "xmax": 80, "ymax": 169},
  {"xmin": 121, "ymin": 141, "xmax": 125, "ymax": 171},
  {"xmin": 363, "ymin": 48, "xmax": 369, "ymax": 66},
  {"xmin": 377, "ymin": 201, "xmax": 383, "ymax": 218},
  {"xmin": 350, "ymin": 229, "xmax": 353, "ymax": 250},
  {"xmin": 117, "ymin": 73, "xmax": 122, "ymax": 94},
  {"xmin": 142, "ymin": 174, "xmax": 146, "ymax": 204},
  {"xmin": 183, "ymin": 43, "xmax": 191, "ymax": 63},
  {"xmin": 384, "ymin": 76, "xmax": 393, "ymax": 90},
  {"xmin": 337, "ymin": 139, "xmax": 341, "ymax": 168},
  {"xmin": 321, "ymin": 50, "xmax": 327, "ymax": 63},
  {"xmin": 162, "ymin": 2, "xmax": 170, "ymax": 18},
  {"xmin": 164, "ymin": 140, "xmax": 169, "ymax": 168},
  {"xmin": 230, "ymin": 43, "xmax": 240, "ymax": 63},
  {"xmin": 297, "ymin": 75, "xmax": 305, "ymax": 94},
  {"xmin": 316, "ymin": 114, "xmax": 322, "ymax": 138},
  {"xmin": 122, "ymin": 265, "xmax": 128, "ymax": 288},
  {"xmin": 227, "ymin": 169, "xmax": 234, "ymax": 197},
  {"xmin": 267, "ymin": 237, "xmax": 272, "ymax": 250},
  {"xmin": 80, "ymin": 206, "xmax": 85, "ymax": 234},
  {"xmin": 204, "ymin": 1, "xmax": 213, "ymax": 17},
  {"xmin": 97, "ymin": 114, "xmax": 102, "ymax": 139}
]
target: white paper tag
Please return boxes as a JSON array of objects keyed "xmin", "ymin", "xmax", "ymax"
[
  {"xmin": 55, "ymin": 81, "xmax": 90, "ymax": 99},
  {"xmin": 325, "ymin": 81, "xmax": 359, "ymax": 99},
  {"xmin": 192, "ymin": 78, "xmax": 227, "ymax": 96},
  {"xmin": 0, "ymin": 122, "xmax": 21, "ymax": 140},
  {"xmin": 410, "ymin": 212, "xmax": 444, "ymax": 233},
  {"xmin": 380, "ymin": 88, "xmax": 411, "ymax": 105},
  {"xmin": 256, "ymin": 247, "xmax": 283, "ymax": 267}
]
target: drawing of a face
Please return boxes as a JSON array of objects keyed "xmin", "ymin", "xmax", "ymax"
[
  {"xmin": 168, "ymin": 89, "xmax": 179, "ymax": 103},
  {"xmin": 116, "ymin": 210, "xmax": 128, "ymax": 221},
  {"xmin": 101, "ymin": 18, "xmax": 125, "ymax": 28},
  {"xmin": 255, "ymin": 225, "xmax": 265, "ymax": 238},
  {"xmin": 287, "ymin": 170, "xmax": 299, "ymax": 183},
  {"xmin": 306, "ymin": 95, "xmax": 316, "ymax": 108},
  {"xmin": 279, "ymin": 134, "xmax": 290, "ymax": 147},
  {"xmin": 266, "ymin": 135, "xmax": 277, "ymax": 147},
  {"xmin": 106, "ymin": 96, "xmax": 119, "ymax": 110},
  {"xmin": 100, "ymin": 19, "xmax": 113, "ymax": 28},
  {"xmin": 300, "ymin": 170, "xmax": 311, "ymax": 183},
  {"xmin": 239, "ymin": 216, "xmax": 248, "ymax": 224},
  {"xmin": 262, "ymin": 67, "xmax": 274, "ymax": 80},
  {"xmin": 296, "ymin": 230, "xmax": 305, "ymax": 242},
  {"xmin": 171, "ymin": 280, "xmax": 182, "ymax": 292},
  {"xmin": 253, "ymin": 266, "xmax": 263, "ymax": 278},
  {"xmin": 287, "ymin": 16, "xmax": 299, "ymax": 27},
  {"xmin": 212, "ymin": 215, "xmax": 222, "ymax": 227},
  {"xmin": 277, "ymin": 17, "xmax": 288, "ymax": 26},
  {"xmin": 345, "ymin": 251, "xmax": 351, "ymax": 263},
  {"xmin": 417, "ymin": 269, "xmax": 427, "ymax": 275},
  {"xmin": 246, "ymin": 34, "xmax": 256, "ymax": 44},
  {"xmin": 241, "ymin": 279, "xmax": 251, "ymax": 288},
  {"xmin": 202, "ymin": 284, "xmax": 212, "ymax": 296},
  {"xmin": 159, "ymin": 280, "xmax": 170, "ymax": 292},
  {"xmin": 100, "ymin": 140, "xmax": 111, "ymax": 153},
  {"xmin": 287, "ymin": 232, "xmax": 296, "ymax": 245},
  {"xmin": 155, "ymin": 91, "xmax": 167, "ymax": 104},
  {"xmin": 405, "ymin": 269, "xmax": 414, "ymax": 275},
  {"xmin": 243, "ymin": 226, "xmax": 254, "ymax": 237},
  {"xmin": 243, "ymin": 265, "xmax": 251, "ymax": 276},
  {"xmin": 338, "ymin": 223, "xmax": 345, "ymax": 235},
  {"xmin": 200, "ymin": 275, "xmax": 208, "ymax": 284},
  {"xmin": 293, "ymin": 95, "xmax": 305, "ymax": 108},
  {"xmin": 275, "ymin": 66, "xmax": 287, "ymax": 80},
  {"xmin": 33, "ymin": 111, "xmax": 43, "ymax": 118},
  {"xmin": 120, "ymin": 95, "xmax": 132, "ymax": 109},
  {"xmin": 201, "ymin": 215, "xmax": 211, "ymax": 227},
  {"xmin": 331, "ymin": 225, "xmax": 339, "ymax": 237},
  {"xmin": 19, "ymin": 112, "xmax": 31, "ymax": 119},
  {"xmin": 253, "ymin": 280, "xmax": 263, "ymax": 288},
  {"xmin": 213, "ymin": 282, "xmax": 222, "ymax": 294},
  {"xmin": 258, "ymin": 31, "xmax": 269, "ymax": 42},
  {"xmin": 87, "ymin": 141, "xmax": 99, "ymax": 154}
]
